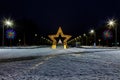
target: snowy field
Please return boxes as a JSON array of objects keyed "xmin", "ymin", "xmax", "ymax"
[
  {"xmin": 0, "ymin": 47, "xmax": 120, "ymax": 80},
  {"xmin": 0, "ymin": 46, "xmax": 118, "ymax": 59}
]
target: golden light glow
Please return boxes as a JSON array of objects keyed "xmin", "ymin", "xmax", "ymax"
[
  {"xmin": 48, "ymin": 27, "xmax": 72, "ymax": 49},
  {"xmin": 52, "ymin": 45, "xmax": 56, "ymax": 49},
  {"xmin": 64, "ymin": 45, "xmax": 67, "ymax": 49}
]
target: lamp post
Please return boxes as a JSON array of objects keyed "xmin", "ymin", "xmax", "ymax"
[
  {"xmin": 98, "ymin": 39, "xmax": 101, "ymax": 46},
  {"xmin": 90, "ymin": 29, "xmax": 96, "ymax": 47},
  {"xmin": 2, "ymin": 18, "xmax": 14, "ymax": 46},
  {"xmin": 18, "ymin": 39, "xmax": 21, "ymax": 46},
  {"xmin": 34, "ymin": 34, "xmax": 38, "ymax": 45},
  {"xmin": 83, "ymin": 33, "xmax": 87, "ymax": 46},
  {"xmin": 2, "ymin": 24, "xmax": 4, "ymax": 46},
  {"xmin": 107, "ymin": 19, "xmax": 117, "ymax": 47}
]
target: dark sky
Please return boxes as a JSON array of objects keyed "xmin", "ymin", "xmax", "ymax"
[{"xmin": 0, "ymin": 0, "xmax": 120, "ymax": 37}]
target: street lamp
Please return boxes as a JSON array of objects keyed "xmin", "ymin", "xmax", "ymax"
[
  {"xmin": 35, "ymin": 34, "xmax": 37, "ymax": 37},
  {"xmin": 98, "ymin": 39, "xmax": 101, "ymax": 46},
  {"xmin": 18, "ymin": 39, "xmax": 21, "ymax": 46},
  {"xmin": 34, "ymin": 34, "xmax": 38, "ymax": 45},
  {"xmin": 83, "ymin": 33, "xmax": 87, "ymax": 46},
  {"xmin": 90, "ymin": 29, "xmax": 94, "ymax": 34},
  {"xmin": 78, "ymin": 36, "xmax": 82, "ymax": 45},
  {"xmin": 2, "ymin": 18, "xmax": 14, "ymax": 46},
  {"xmin": 107, "ymin": 19, "xmax": 116, "ymax": 27},
  {"xmin": 90, "ymin": 29, "xmax": 96, "ymax": 47},
  {"xmin": 3, "ymin": 19, "xmax": 14, "ymax": 27},
  {"xmin": 107, "ymin": 19, "xmax": 117, "ymax": 47}
]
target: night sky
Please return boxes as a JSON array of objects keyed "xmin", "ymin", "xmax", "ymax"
[{"xmin": 0, "ymin": 0, "xmax": 120, "ymax": 45}]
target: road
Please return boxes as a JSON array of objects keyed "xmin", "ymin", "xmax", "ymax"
[{"xmin": 0, "ymin": 48, "xmax": 120, "ymax": 80}]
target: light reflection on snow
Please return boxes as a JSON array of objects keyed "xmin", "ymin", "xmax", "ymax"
[
  {"xmin": 69, "ymin": 53, "xmax": 81, "ymax": 57},
  {"xmin": 30, "ymin": 55, "xmax": 55, "ymax": 69},
  {"xmin": 30, "ymin": 62, "xmax": 44, "ymax": 69}
]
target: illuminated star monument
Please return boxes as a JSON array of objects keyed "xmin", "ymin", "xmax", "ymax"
[{"xmin": 48, "ymin": 27, "xmax": 72, "ymax": 49}]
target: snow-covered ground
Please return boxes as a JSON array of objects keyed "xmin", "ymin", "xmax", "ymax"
[
  {"xmin": 0, "ymin": 47, "xmax": 120, "ymax": 80},
  {"xmin": 0, "ymin": 46, "xmax": 118, "ymax": 59}
]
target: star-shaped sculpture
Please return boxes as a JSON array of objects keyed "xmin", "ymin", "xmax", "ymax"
[{"xmin": 48, "ymin": 27, "xmax": 72, "ymax": 49}]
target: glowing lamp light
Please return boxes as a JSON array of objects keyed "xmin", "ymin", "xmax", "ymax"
[
  {"xmin": 35, "ymin": 34, "xmax": 37, "ymax": 37},
  {"xmin": 83, "ymin": 33, "xmax": 86, "ymax": 36},
  {"xmin": 19, "ymin": 39, "xmax": 21, "ymax": 42},
  {"xmin": 90, "ymin": 29, "xmax": 94, "ymax": 34},
  {"xmin": 3, "ymin": 19, "xmax": 14, "ymax": 27},
  {"xmin": 107, "ymin": 19, "xmax": 116, "ymax": 27},
  {"xmin": 98, "ymin": 39, "xmax": 101, "ymax": 42}
]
